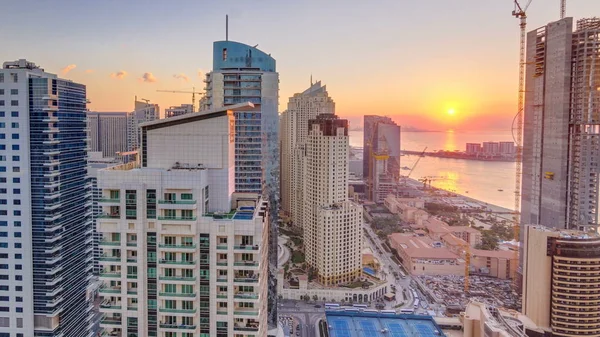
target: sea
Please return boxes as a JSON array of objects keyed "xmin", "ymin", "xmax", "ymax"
[{"xmin": 349, "ymin": 130, "xmax": 517, "ymax": 210}]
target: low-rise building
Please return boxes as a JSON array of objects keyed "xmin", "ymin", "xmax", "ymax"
[
  {"xmin": 462, "ymin": 301, "xmax": 542, "ymax": 337},
  {"xmin": 387, "ymin": 233, "xmax": 462, "ymax": 276}
]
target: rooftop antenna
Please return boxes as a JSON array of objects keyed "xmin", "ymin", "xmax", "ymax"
[
  {"xmin": 226, "ymin": 15, "xmax": 229, "ymax": 41},
  {"xmin": 310, "ymin": 74, "xmax": 313, "ymax": 86}
]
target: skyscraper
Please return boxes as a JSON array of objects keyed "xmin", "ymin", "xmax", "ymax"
[
  {"xmin": 0, "ymin": 59, "xmax": 93, "ymax": 336},
  {"xmin": 303, "ymin": 114, "xmax": 362, "ymax": 286},
  {"xmin": 97, "ymin": 103, "xmax": 269, "ymax": 336},
  {"xmin": 87, "ymin": 111, "xmax": 128, "ymax": 157},
  {"xmin": 280, "ymin": 81, "xmax": 335, "ymax": 225},
  {"xmin": 363, "ymin": 116, "xmax": 401, "ymax": 202},
  {"xmin": 204, "ymin": 41, "xmax": 279, "ymax": 195},
  {"xmin": 127, "ymin": 99, "xmax": 159, "ymax": 152},
  {"xmin": 521, "ymin": 17, "xmax": 600, "ymax": 232},
  {"xmin": 521, "ymin": 225, "xmax": 600, "ymax": 336}
]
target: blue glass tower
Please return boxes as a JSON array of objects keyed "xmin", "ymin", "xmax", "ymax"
[{"xmin": 0, "ymin": 59, "xmax": 93, "ymax": 337}]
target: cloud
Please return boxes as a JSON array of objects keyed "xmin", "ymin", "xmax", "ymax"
[
  {"xmin": 61, "ymin": 64, "xmax": 76, "ymax": 74},
  {"xmin": 197, "ymin": 69, "xmax": 205, "ymax": 78},
  {"xmin": 85, "ymin": 69, "xmax": 95, "ymax": 74},
  {"xmin": 110, "ymin": 71, "xmax": 127, "ymax": 79},
  {"xmin": 140, "ymin": 72, "xmax": 157, "ymax": 83},
  {"xmin": 173, "ymin": 73, "xmax": 190, "ymax": 82}
]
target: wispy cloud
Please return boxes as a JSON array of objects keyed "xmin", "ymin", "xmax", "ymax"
[
  {"xmin": 140, "ymin": 72, "xmax": 157, "ymax": 83},
  {"xmin": 173, "ymin": 73, "xmax": 190, "ymax": 82},
  {"xmin": 110, "ymin": 71, "xmax": 127, "ymax": 79},
  {"xmin": 85, "ymin": 69, "xmax": 95, "ymax": 74},
  {"xmin": 61, "ymin": 64, "xmax": 77, "ymax": 74}
]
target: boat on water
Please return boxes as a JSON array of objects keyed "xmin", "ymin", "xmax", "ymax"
[
  {"xmin": 465, "ymin": 191, "xmax": 469, "ymax": 193},
  {"xmin": 498, "ymin": 189, "xmax": 504, "ymax": 192}
]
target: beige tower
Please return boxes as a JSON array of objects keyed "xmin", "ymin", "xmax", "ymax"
[
  {"xmin": 303, "ymin": 114, "xmax": 362, "ymax": 286},
  {"xmin": 280, "ymin": 81, "xmax": 335, "ymax": 226},
  {"xmin": 522, "ymin": 225, "xmax": 600, "ymax": 337}
]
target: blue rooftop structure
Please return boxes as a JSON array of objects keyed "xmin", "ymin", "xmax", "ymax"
[
  {"xmin": 213, "ymin": 40, "xmax": 276, "ymax": 71},
  {"xmin": 326, "ymin": 311, "xmax": 445, "ymax": 337}
]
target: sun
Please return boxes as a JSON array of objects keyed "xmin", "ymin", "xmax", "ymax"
[{"xmin": 447, "ymin": 108, "xmax": 456, "ymax": 115}]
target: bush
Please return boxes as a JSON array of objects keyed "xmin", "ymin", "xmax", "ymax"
[{"xmin": 292, "ymin": 251, "xmax": 305, "ymax": 263}]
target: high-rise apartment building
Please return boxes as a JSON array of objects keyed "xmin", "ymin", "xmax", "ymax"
[
  {"xmin": 0, "ymin": 59, "xmax": 94, "ymax": 337},
  {"xmin": 87, "ymin": 111, "xmax": 128, "ymax": 157},
  {"xmin": 521, "ymin": 225, "xmax": 600, "ymax": 337},
  {"xmin": 204, "ymin": 41, "xmax": 279, "ymax": 195},
  {"xmin": 280, "ymin": 81, "xmax": 335, "ymax": 226},
  {"xmin": 303, "ymin": 114, "xmax": 362, "ymax": 286},
  {"xmin": 498, "ymin": 141, "xmax": 515, "ymax": 155},
  {"xmin": 127, "ymin": 99, "xmax": 159, "ymax": 152},
  {"xmin": 521, "ymin": 17, "xmax": 600, "ymax": 232},
  {"xmin": 363, "ymin": 116, "xmax": 401, "ymax": 202},
  {"xmin": 97, "ymin": 103, "xmax": 269, "ymax": 337},
  {"xmin": 482, "ymin": 141, "xmax": 500, "ymax": 155},
  {"xmin": 465, "ymin": 143, "xmax": 482, "ymax": 154},
  {"xmin": 165, "ymin": 104, "xmax": 194, "ymax": 118}
]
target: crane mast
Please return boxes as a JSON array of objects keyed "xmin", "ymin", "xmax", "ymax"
[
  {"xmin": 560, "ymin": 0, "xmax": 566, "ymax": 19},
  {"xmin": 511, "ymin": 0, "xmax": 532, "ymax": 290}
]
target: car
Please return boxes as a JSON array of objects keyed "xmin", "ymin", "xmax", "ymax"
[{"xmin": 314, "ymin": 304, "xmax": 322, "ymax": 308}]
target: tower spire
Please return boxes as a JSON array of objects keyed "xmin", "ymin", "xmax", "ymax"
[
  {"xmin": 226, "ymin": 15, "xmax": 229, "ymax": 41},
  {"xmin": 310, "ymin": 74, "xmax": 313, "ymax": 86}
]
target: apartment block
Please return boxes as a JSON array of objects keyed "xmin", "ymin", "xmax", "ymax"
[
  {"xmin": 127, "ymin": 99, "xmax": 159, "ymax": 152},
  {"xmin": 280, "ymin": 81, "xmax": 335, "ymax": 226},
  {"xmin": 303, "ymin": 114, "xmax": 362, "ymax": 286},
  {"xmin": 97, "ymin": 103, "xmax": 269, "ymax": 337},
  {"xmin": 522, "ymin": 225, "xmax": 600, "ymax": 337},
  {"xmin": 165, "ymin": 104, "xmax": 194, "ymax": 118},
  {"xmin": 0, "ymin": 59, "xmax": 94, "ymax": 337},
  {"xmin": 87, "ymin": 111, "xmax": 128, "ymax": 157}
]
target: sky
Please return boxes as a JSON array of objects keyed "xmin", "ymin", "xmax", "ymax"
[{"xmin": 2, "ymin": 0, "xmax": 599, "ymax": 131}]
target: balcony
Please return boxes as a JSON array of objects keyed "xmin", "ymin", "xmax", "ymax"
[
  {"xmin": 160, "ymin": 259, "xmax": 195, "ymax": 266},
  {"xmin": 98, "ymin": 214, "xmax": 120, "ymax": 219},
  {"xmin": 159, "ymin": 276, "xmax": 196, "ymax": 282},
  {"xmin": 127, "ymin": 274, "xmax": 138, "ymax": 279},
  {"xmin": 234, "ymin": 277, "xmax": 259, "ymax": 283},
  {"xmin": 234, "ymin": 245, "xmax": 259, "ymax": 251},
  {"xmin": 159, "ymin": 244, "xmax": 196, "ymax": 249},
  {"xmin": 157, "ymin": 216, "xmax": 196, "ymax": 221},
  {"xmin": 159, "ymin": 292, "xmax": 196, "ymax": 298},
  {"xmin": 159, "ymin": 308, "xmax": 197, "ymax": 314},
  {"xmin": 126, "ymin": 258, "xmax": 137, "ymax": 263},
  {"xmin": 217, "ymin": 261, "xmax": 228, "ymax": 267},
  {"xmin": 217, "ymin": 277, "xmax": 228, "ymax": 283},
  {"xmin": 216, "ymin": 245, "xmax": 228, "ymax": 250},
  {"xmin": 99, "ymin": 286, "xmax": 122, "ymax": 294},
  {"xmin": 234, "ymin": 261, "xmax": 259, "ymax": 267},
  {"xmin": 99, "ymin": 198, "xmax": 120, "ymax": 204},
  {"xmin": 99, "ymin": 240, "xmax": 121, "ymax": 246},
  {"xmin": 100, "ymin": 301, "xmax": 122, "ymax": 310},
  {"xmin": 159, "ymin": 323, "xmax": 196, "ymax": 330},
  {"xmin": 101, "ymin": 317, "xmax": 122, "ymax": 325},
  {"xmin": 100, "ymin": 272, "xmax": 122, "ymax": 278},
  {"xmin": 234, "ymin": 326, "xmax": 260, "ymax": 332},
  {"xmin": 158, "ymin": 200, "xmax": 197, "ymax": 205},
  {"xmin": 217, "ymin": 293, "xmax": 228, "ymax": 299},
  {"xmin": 234, "ymin": 309, "xmax": 259, "ymax": 316},
  {"xmin": 127, "ymin": 289, "xmax": 138, "ymax": 295},
  {"xmin": 126, "ymin": 241, "xmax": 137, "ymax": 247},
  {"xmin": 234, "ymin": 293, "xmax": 259, "ymax": 299},
  {"xmin": 99, "ymin": 256, "xmax": 121, "ymax": 262}
]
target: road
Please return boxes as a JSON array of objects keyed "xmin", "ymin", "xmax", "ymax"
[
  {"xmin": 362, "ymin": 223, "xmax": 414, "ymax": 308},
  {"xmin": 279, "ymin": 300, "xmax": 324, "ymax": 337}
]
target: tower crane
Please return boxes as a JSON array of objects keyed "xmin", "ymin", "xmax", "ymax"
[
  {"xmin": 460, "ymin": 242, "xmax": 471, "ymax": 293},
  {"xmin": 405, "ymin": 147, "xmax": 427, "ymax": 181},
  {"xmin": 511, "ymin": 0, "xmax": 532, "ymax": 290},
  {"xmin": 156, "ymin": 87, "xmax": 204, "ymax": 112}
]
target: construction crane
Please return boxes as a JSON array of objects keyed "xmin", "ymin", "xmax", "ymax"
[
  {"xmin": 405, "ymin": 147, "xmax": 427, "ymax": 181},
  {"xmin": 418, "ymin": 176, "xmax": 448, "ymax": 190},
  {"xmin": 560, "ymin": 0, "xmax": 566, "ymax": 19},
  {"xmin": 156, "ymin": 87, "xmax": 203, "ymax": 112},
  {"xmin": 511, "ymin": 0, "xmax": 532, "ymax": 290}
]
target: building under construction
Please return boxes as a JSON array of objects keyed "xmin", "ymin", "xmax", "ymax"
[
  {"xmin": 363, "ymin": 116, "xmax": 401, "ymax": 202},
  {"xmin": 521, "ymin": 17, "xmax": 600, "ymax": 233}
]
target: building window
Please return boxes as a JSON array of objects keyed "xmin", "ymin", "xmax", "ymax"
[
  {"xmin": 11, "ymin": 134, "xmax": 18, "ymax": 140},
  {"xmin": 10, "ymin": 112, "xmax": 17, "ymax": 117},
  {"xmin": 10, "ymin": 101, "xmax": 17, "ymax": 107},
  {"xmin": 11, "ymin": 123, "xmax": 18, "ymax": 128},
  {"xmin": 0, "ymin": 101, "xmax": 4, "ymax": 106},
  {"xmin": 9, "ymin": 89, "xmax": 17, "ymax": 95}
]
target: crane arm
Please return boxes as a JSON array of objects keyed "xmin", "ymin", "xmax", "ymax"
[{"xmin": 406, "ymin": 147, "xmax": 427, "ymax": 179}]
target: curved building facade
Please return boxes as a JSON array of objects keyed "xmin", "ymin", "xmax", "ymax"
[{"xmin": 522, "ymin": 225, "xmax": 600, "ymax": 337}]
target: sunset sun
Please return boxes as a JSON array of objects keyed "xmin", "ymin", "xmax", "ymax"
[{"xmin": 447, "ymin": 108, "xmax": 456, "ymax": 116}]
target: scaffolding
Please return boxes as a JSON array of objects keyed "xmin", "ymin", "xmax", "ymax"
[{"xmin": 568, "ymin": 18, "xmax": 600, "ymax": 231}]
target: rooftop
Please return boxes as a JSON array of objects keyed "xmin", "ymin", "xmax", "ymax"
[{"xmin": 326, "ymin": 311, "xmax": 445, "ymax": 337}]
